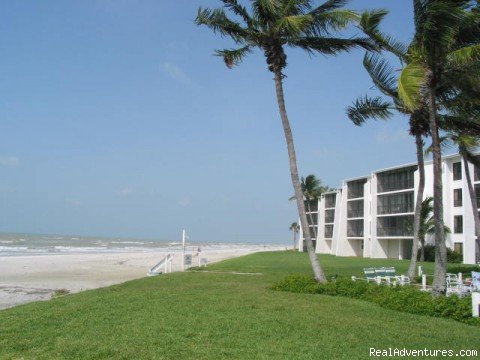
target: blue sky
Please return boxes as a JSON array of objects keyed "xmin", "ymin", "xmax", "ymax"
[{"xmin": 0, "ymin": 1, "xmax": 425, "ymax": 244}]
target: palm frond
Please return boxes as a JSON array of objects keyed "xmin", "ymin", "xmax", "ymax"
[
  {"xmin": 448, "ymin": 44, "xmax": 480, "ymax": 66},
  {"xmin": 215, "ymin": 46, "xmax": 252, "ymax": 68},
  {"xmin": 221, "ymin": 0, "xmax": 254, "ymax": 27},
  {"xmin": 252, "ymin": 0, "xmax": 283, "ymax": 27},
  {"xmin": 196, "ymin": 7, "xmax": 249, "ymax": 43},
  {"xmin": 346, "ymin": 96, "xmax": 393, "ymax": 126},
  {"xmin": 307, "ymin": 9, "xmax": 359, "ymax": 35},
  {"xmin": 290, "ymin": 36, "xmax": 375, "ymax": 55},
  {"xmin": 359, "ymin": 9, "xmax": 407, "ymax": 60},
  {"xmin": 310, "ymin": 0, "xmax": 349, "ymax": 15},
  {"xmin": 275, "ymin": 14, "xmax": 314, "ymax": 35},
  {"xmin": 398, "ymin": 61, "xmax": 427, "ymax": 111},
  {"xmin": 421, "ymin": 0, "xmax": 470, "ymax": 63},
  {"xmin": 363, "ymin": 53, "xmax": 399, "ymax": 99}
]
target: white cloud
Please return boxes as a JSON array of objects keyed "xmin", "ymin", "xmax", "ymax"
[
  {"xmin": 0, "ymin": 156, "xmax": 19, "ymax": 166},
  {"xmin": 178, "ymin": 196, "xmax": 191, "ymax": 207},
  {"xmin": 66, "ymin": 198, "xmax": 81, "ymax": 207},
  {"xmin": 118, "ymin": 188, "xmax": 134, "ymax": 197},
  {"xmin": 161, "ymin": 62, "xmax": 191, "ymax": 84},
  {"xmin": 375, "ymin": 129, "xmax": 409, "ymax": 144}
]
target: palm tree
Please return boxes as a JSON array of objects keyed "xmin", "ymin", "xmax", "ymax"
[
  {"xmin": 195, "ymin": 0, "xmax": 374, "ymax": 282},
  {"xmin": 415, "ymin": 197, "xmax": 451, "ymax": 261},
  {"xmin": 289, "ymin": 222, "xmax": 300, "ymax": 250},
  {"xmin": 290, "ymin": 175, "xmax": 332, "ymax": 238},
  {"xmin": 347, "ymin": 10, "xmax": 430, "ymax": 279},
  {"xmin": 398, "ymin": 0, "xmax": 480, "ymax": 295}
]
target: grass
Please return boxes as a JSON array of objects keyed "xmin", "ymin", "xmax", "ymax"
[{"xmin": 0, "ymin": 252, "xmax": 478, "ymax": 359}]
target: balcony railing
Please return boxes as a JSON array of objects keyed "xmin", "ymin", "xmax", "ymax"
[
  {"xmin": 347, "ymin": 230, "xmax": 364, "ymax": 237},
  {"xmin": 377, "ymin": 203, "xmax": 413, "ymax": 215},
  {"xmin": 347, "ymin": 209, "xmax": 364, "ymax": 218},
  {"xmin": 377, "ymin": 227, "xmax": 413, "ymax": 237}
]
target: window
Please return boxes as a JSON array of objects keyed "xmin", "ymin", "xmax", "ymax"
[
  {"xmin": 347, "ymin": 219, "xmax": 364, "ymax": 237},
  {"xmin": 306, "ymin": 213, "xmax": 318, "ymax": 226},
  {"xmin": 347, "ymin": 200, "xmax": 364, "ymax": 218},
  {"xmin": 454, "ymin": 215, "xmax": 463, "ymax": 234},
  {"xmin": 453, "ymin": 189, "xmax": 462, "ymax": 207},
  {"xmin": 324, "ymin": 194, "xmax": 336, "ymax": 208},
  {"xmin": 347, "ymin": 179, "xmax": 366, "ymax": 199},
  {"xmin": 476, "ymin": 185, "xmax": 480, "ymax": 209},
  {"xmin": 453, "ymin": 162, "xmax": 462, "ymax": 181},
  {"xmin": 377, "ymin": 166, "xmax": 416, "ymax": 193},
  {"xmin": 377, "ymin": 192, "xmax": 414, "ymax": 214},
  {"xmin": 454, "ymin": 242, "xmax": 464, "ymax": 256},
  {"xmin": 304, "ymin": 199, "xmax": 318, "ymax": 213},
  {"xmin": 325, "ymin": 209, "xmax": 335, "ymax": 223},
  {"xmin": 377, "ymin": 215, "xmax": 413, "ymax": 237},
  {"xmin": 324, "ymin": 225, "xmax": 334, "ymax": 238}
]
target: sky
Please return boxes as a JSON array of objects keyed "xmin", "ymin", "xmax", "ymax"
[{"xmin": 0, "ymin": 1, "xmax": 430, "ymax": 244}]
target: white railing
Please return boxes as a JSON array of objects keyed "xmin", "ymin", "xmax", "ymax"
[{"xmin": 147, "ymin": 254, "xmax": 174, "ymax": 276}]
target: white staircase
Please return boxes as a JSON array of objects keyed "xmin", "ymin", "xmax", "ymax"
[{"xmin": 147, "ymin": 254, "xmax": 173, "ymax": 276}]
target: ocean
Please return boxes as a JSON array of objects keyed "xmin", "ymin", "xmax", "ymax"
[{"xmin": 0, "ymin": 232, "xmax": 269, "ymax": 257}]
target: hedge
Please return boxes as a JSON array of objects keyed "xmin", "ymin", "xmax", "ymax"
[{"xmin": 271, "ymin": 275, "xmax": 480, "ymax": 326}]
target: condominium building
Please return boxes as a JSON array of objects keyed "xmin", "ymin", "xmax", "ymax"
[{"xmin": 298, "ymin": 153, "xmax": 480, "ymax": 265}]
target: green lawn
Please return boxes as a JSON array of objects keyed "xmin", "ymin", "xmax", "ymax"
[{"xmin": 0, "ymin": 252, "xmax": 478, "ymax": 359}]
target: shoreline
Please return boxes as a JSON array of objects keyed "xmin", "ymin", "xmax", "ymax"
[{"xmin": 0, "ymin": 245, "xmax": 287, "ymax": 310}]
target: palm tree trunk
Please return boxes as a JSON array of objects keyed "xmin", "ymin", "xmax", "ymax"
[
  {"xmin": 305, "ymin": 201, "xmax": 318, "ymax": 240},
  {"xmin": 293, "ymin": 230, "xmax": 296, "ymax": 250},
  {"xmin": 419, "ymin": 236, "xmax": 425, "ymax": 262},
  {"xmin": 462, "ymin": 154, "xmax": 480, "ymax": 263},
  {"xmin": 274, "ymin": 71, "xmax": 326, "ymax": 282},
  {"xmin": 408, "ymin": 134, "xmax": 425, "ymax": 279},
  {"xmin": 428, "ymin": 86, "xmax": 447, "ymax": 296}
]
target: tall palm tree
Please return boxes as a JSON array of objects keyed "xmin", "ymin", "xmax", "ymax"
[
  {"xmin": 398, "ymin": 0, "xmax": 480, "ymax": 295},
  {"xmin": 196, "ymin": 0, "xmax": 374, "ymax": 282},
  {"xmin": 347, "ymin": 10, "xmax": 430, "ymax": 279},
  {"xmin": 290, "ymin": 174, "xmax": 331, "ymax": 238},
  {"xmin": 416, "ymin": 197, "xmax": 451, "ymax": 261},
  {"xmin": 289, "ymin": 222, "xmax": 300, "ymax": 250}
]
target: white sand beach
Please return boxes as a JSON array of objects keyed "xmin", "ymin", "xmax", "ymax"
[{"xmin": 0, "ymin": 245, "xmax": 286, "ymax": 310}]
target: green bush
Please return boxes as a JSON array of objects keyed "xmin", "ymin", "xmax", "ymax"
[
  {"xmin": 447, "ymin": 249, "xmax": 463, "ymax": 263},
  {"xmin": 447, "ymin": 264, "xmax": 480, "ymax": 276},
  {"xmin": 418, "ymin": 244, "xmax": 462, "ymax": 263},
  {"xmin": 271, "ymin": 275, "xmax": 480, "ymax": 326},
  {"xmin": 419, "ymin": 244, "xmax": 436, "ymax": 262}
]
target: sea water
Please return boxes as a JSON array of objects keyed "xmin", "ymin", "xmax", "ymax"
[{"xmin": 0, "ymin": 232, "xmax": 271, "ymax": 257}]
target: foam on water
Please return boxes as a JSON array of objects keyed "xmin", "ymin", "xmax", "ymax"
[{"xmin": 0, "ymin": 232, "xmax": 277, "ymax": 257}]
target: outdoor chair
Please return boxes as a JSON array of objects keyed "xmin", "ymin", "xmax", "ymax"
[
  {"xmin": 384, "ymin": 267, "xmax": 411, "ymax": 286},
  {"xmin": 363, "ymin": 268, "xmax": 380, "ymax": 283},
  {"xmin": 446, "ymin": 273, "xmax": 470, "ymax": 297}
]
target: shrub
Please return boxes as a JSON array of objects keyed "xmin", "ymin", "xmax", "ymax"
[
  {"xmin": 418, "ymin": 244, "xmax": 462, "ymax": 263},
  {"xmin": 419, "ymin": 244, "xmax": 436, "ymax": 262},
  {"xmin": 447, "ymin": 264, "xmax": 480, "ymax": 276},
  {"xmin": 447, "ymin": 249, "xmax": 463, "ymax": 263},
  {"xmin": 271, "ymin": 275, "xmax": 480, "ymax": 326}
]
